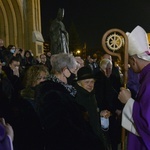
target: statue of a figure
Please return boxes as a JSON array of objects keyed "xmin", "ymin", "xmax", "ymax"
[{"xmin": 49, "ymin": 8, "xmax": 69, "ymax": 55}]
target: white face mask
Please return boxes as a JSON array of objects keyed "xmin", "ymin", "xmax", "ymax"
[
  {"xmin": 10, "ymin": 49, "xmax": 15, "ymax": 54},
  {"xmin": 100, "ymin": 117, "xmax": 109, "ymax": 130}
]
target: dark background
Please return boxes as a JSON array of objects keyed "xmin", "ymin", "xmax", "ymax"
[{"xmin": 40, "ymin": 0, "xmax": 150, "ymax": 50}]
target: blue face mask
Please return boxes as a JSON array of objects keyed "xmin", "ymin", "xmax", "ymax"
[{"xmin": 10, "ymin": 49, "xmax": 15, "ymax": 54}]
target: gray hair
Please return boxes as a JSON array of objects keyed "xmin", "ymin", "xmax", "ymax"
[
  {"xmin": 50, "ymin": 53, "xmax": 77, "ymax": 73},
  {"xmin": 100, "ymin": 58, "xmax": 112, "ymax": 71}
]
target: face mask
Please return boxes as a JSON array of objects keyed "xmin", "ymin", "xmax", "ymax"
[
  {"xmin": 10, "ymin": 49, "xmax": 15, "ymax": 54},
  {"xmin": 67, "ymin": 72, "xmax": 76, "ymax": 85},
  {"xmin": 100, "ymin": 117, "xmax": 109, "ymax": 130}
]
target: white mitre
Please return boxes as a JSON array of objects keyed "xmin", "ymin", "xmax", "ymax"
[{"xmin": 126, "ymin": 26, "xmax": 150, "ymax": 61}]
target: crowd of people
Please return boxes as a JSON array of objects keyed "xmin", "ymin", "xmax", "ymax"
[
  {"xmin": 0, "ymin": 25, "xmax": 150, "ymax": 150},
  {"xmin": 0, "ymin": 37, "xmax": 123, "ymax": 150}
]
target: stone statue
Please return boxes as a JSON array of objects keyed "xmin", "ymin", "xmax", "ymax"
[{"xmin": 50, "ymin": 8, "xmax": 69, "ymax": 55}]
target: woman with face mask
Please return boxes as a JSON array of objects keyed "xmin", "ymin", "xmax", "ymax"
[{"xmin": 35, "ymin": 53, "xmax": 103, "ymax": 150}]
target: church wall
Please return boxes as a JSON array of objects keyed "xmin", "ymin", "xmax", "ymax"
[{"xmin": 0, "ymin": 0, "xmax": 44, "ymax": 56}]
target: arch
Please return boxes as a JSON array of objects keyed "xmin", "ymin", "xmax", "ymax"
[
  {"xmin": 0, "ymin": 0, "xmax": 9, "ymax": 45},
  {"xmin": 0, "ymin": 0, "xmax": 43, "ymax": 56},
  {"xmin": 0, "ymin": 0, "xmax": 24, "ymax": 48},
  {"xmin": 12, "ymin": 0, "xmax": 24, "ymax": 48},
  {"xmin": 1, "ymin": 0, "xmax": 17, "ymax": 45}
]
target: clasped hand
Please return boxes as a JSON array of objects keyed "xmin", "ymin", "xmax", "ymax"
[{"xmin": 118, "ymin": 87, "xmax": 131, "ymax": 104}]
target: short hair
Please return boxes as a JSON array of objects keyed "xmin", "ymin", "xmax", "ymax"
[
  {"xmin": 8, "ymin": 56, "xmax": 20, "ymax": 65},
  {"xmin": 50, "ymin": 53, "xmax": 77, "ymax": 73},
  {"xmin": 40, "ymin": 53, "xmax": 46, "ymax": 58},
  {"xmin": 7, "ymin": 44, "xmax": 15, "ymax": 50},
  {"xmin": 102, "ymin": 54, "xmax": 112, "ymax": 61},
  {"xmin": 100, "ymin": 58, "xmax": 112, "ymax": 71}
]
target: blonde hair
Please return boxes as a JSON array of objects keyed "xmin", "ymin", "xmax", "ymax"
[{"xmin": 23, "ymin": 65, "xmax": 49, "ymax": 87}]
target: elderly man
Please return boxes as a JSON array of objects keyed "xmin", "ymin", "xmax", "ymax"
[
  {"xmin": 118, "ymin": 26, "xmax": 150, "ymax": 150},
  {"xmin": 95, "ymin": 57, "xmax": 123, "ymax": 150}
]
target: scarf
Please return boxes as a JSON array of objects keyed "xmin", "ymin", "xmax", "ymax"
[{"xmin": 49, "ymin": 74, "xmax": 77, "ymax": 97}]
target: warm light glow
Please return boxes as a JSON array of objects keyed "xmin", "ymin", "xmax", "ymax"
[
  {"xmin": 147, "ymin": 33, "xmax": 150, "ymax": 44},
  {"xmin": 76, "ymin": 50, "xmax": 81, "ymax": 54}
]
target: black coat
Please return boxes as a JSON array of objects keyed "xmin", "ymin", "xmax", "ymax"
[
  {"xmin": 12, "ymin": 98, "xmax": 44, "ymax": 150},
  {"xmin": 74, "ymin": 83, "xmax": 110, "ymax": 149},
  {"xmin": 94, "ymin": 70, "xmax": 123, "ymax": 114},
  {"xmin": 94, "ymin": 69, "xmax": 123, "ymax": 150},
  {"xmin": 2, "ymin": 66, "xmax": 23, "ymax": 101},
  {"xmin": 5, "ymin": 87, "xmax": 44, "ymax": 150},
  {"xmin": 35, "ymin": 80, "xmax": 104, "ymax": 150}
]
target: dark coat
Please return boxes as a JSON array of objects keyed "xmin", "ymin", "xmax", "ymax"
[
  {"xmin": 94, "ymin": 70, "xmax": 123, "ymax": 113},
  {"xmin": 74, "ymin": 83, "xmax": 110, "ymax": 149},
  {"xmin": 75, "ymin": 84, "xmax": 99, "ymax": 129},
  {"xmin": 0, "ymin": 46, "xmax": 7, "ymax": 63},
  {"xmin": 2, "ymin": 66, "xmax": 23, "ymax": 102},
  {"xmin": 35, "ymin": 80, "xmax": 103, "ymax": 150},
  {"xmin": 94, "ymin": 69, "xmax": 123, "ymax": 150},
  {"xmin": 8, "ymin": 87, "xmax": 44, "ymax": 150}
]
